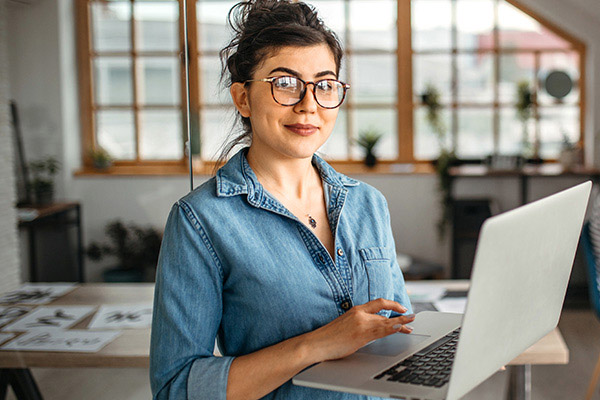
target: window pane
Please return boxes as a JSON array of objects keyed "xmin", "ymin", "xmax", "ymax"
[
  {"xmin": 413, "ymin": 54, "xmax": 452, "ymax": 104},
  {"xmin": 91, "ymin": 2, "xmax": 131, "ymax": 52},
  {"xmin": 499, "ymin": 53, "xmax": 535, "ymax": 104},
  {"xmin": 94, "ymin": 57, "xmax": 133, "ymax": 105},
  {"xmin": 457, "ymin": 53, "xmax": 494, "ymax": 103},
  {"xmin": 134, "ymin": 0, "xmax": 179, "ymax": 52},
  {"xmin": 200, "ymin": 55, "xmax": 231, "ymax": 105},
  {"xmin": 197, "ymin": 0, "xmax": 237, "ymax": 51},
  {"xmin": 499, "ymin": 106, "xmax": 529, "ymax": 155},
  {"xmin": 349, "ymin": 0, "xmax": 396, "ymax": 51},
  {"xmin": 538, "ymin": 52, "xmax": 579, "ymax": 105},
  {"xmin": 414, "ymin": 106, "xmax": 452, "ymax": 160},
  {"xmin": 539, "ymin": 106, "xmax": 579, "ymax": 158},
  {"xmin": 137, "ymin": 57, "xmax": 180, "ymax": 105},
  {"xmin": 456, "ymin": 0, "xmax": 494, "ymax": 50},
  {"xmin": 139, "ymin": 110, "xmax": 183, "ymax": 159},
  {"xmin": 96, "ymin": 110, "xmax": 136, "ymax": 160},
  {"xmin": 498, "ymin": 2, "xmax": 571, "ymax": 50},
  {"xmin": 318, "ymin": 108, "xmax": 347, "ymax": 160},
  {"xmin": 412, "ymin": 0, "xmax": 452, "ymax": 51},
  {"xmin": 200, "ymin": 108, "xmax": 236, "ymax": 160},
  {"xmin": 456, "ymin": 108, "xmax": 494, "ymax": 158},
  {"xmin": 353, "ymin": 108, "xmax": 397, "ymax": 160},
  {"xmin": 351, "ymin": 55, "xmax": 396, "ymax": 104},
  {"xmin": 307, "ymin": 1, "xmax": 346, "ymax": 48}
]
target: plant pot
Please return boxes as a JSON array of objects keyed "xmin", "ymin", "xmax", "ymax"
[
  {"xmin": 34, "ymin": 187, "xmax": 54, "ymax": 205},
  {"xmin": 365, "ymin": 151, "xmax": 377, "ymax": 168},
  {"xmin": 93, "ymin": 159, "xmax": 113, "ymax": 170},
  {"xmin": 102, "ymin": 267, "xmax": 145, "ymax": 283}
]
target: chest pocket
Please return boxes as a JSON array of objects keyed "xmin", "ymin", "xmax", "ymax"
[{"xmin": 359, "ymin": 247, "xmax": 394, "ymax": 315}]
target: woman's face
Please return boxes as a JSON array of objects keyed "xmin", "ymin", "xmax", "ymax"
[{"xmin": 231, "ymin": 44, "xmax": 340, "ymax": 161}]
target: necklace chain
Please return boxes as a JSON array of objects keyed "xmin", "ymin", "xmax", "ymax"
[{"xmin": 255, "ymin": 172, "xmax": 317, "ymax": 230}]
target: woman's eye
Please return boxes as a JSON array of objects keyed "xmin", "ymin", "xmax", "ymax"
[
  {"xmin": 317, "ymin": 81, "xmax": 334, "ymax": 91},
  {"xmin": 275, "ymin": 77, "xmax": 297, "ymax": 89}
]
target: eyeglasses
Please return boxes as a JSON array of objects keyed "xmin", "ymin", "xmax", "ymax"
[{"xmin": 245, "ymin": 76, "xmax": 350, "ymax": 109}]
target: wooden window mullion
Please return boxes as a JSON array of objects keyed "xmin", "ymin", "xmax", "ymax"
[
  {"xmin": 397, "ymin": 0, "xmax": 413, "ymax": 162},
  {"xmin": 130, "ymin": 0, "xmax": 141, "ymax": 162}
]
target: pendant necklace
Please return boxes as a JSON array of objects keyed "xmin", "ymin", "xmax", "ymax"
[{"xmin": 262, "ymin": 181, "xmax": 317, "ymax": 230}]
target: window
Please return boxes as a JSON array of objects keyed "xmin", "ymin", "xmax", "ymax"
[
  {"xmin": 412, "ymin": 0, "xmax": 584, "ymax": 161},
  {"xmin": 77, "ymin": 0, "xmax": 585, "ymax": 173}
]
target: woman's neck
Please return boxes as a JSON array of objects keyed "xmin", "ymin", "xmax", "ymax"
[{"xmin": 246, "ymin": 145, "xmax": 320, "ymax": 200}]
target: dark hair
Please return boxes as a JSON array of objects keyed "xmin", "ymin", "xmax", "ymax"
[{"xmin": 214, "ymin": 0, "xmax": 344, "ymax": 170}]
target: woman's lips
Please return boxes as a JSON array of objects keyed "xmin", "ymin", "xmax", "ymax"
[{"xmin": 284, "ymin": 124, "xmax": 318, "ymax": 136}]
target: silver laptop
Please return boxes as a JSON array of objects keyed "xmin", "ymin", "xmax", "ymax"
[{"xmin": 293, "ymin": 181, "xmax": 591, "ymax": 400}]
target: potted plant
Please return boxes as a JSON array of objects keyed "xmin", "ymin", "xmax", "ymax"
[
  {"xmin": 28, "ymin": 156, "xmax": 60, "ymax": 205},
  {"xmin": 515, "ymin": 80, "xmax": 541, "ymax": 162},
  {"xmin": 558, "ymin": 133, "xmax": 581, "ymax": 170},
  {"xmin": 421, "ymin": 84, "xmax": 457, "ymax": 240},
  {"xmin": 89, "ymin": 146, "xmax": 113, "ymax": 170},
  {"xmin": 356, "ymin": 128, "xmax": 384, "ymax": 168},
  {"xmin": 86, "ymin": 220, "xmax": 163, "ymax": 282}
]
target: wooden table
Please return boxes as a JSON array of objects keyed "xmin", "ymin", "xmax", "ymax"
[
  {"xmin": 0, "ymin": 283, "xmax": 568, "ymax": 400},
  {"xmin": 0, "ymin": 284, "xmax": 153, "ymax": 399},
  {"xmin": 407, "ymin": 280, "xmax": 569, "ymax": 400}
]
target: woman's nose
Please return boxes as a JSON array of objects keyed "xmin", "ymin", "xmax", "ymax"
[{"xmin": 294, "ymin": 83, "xmax": 318, "ymax": 113}]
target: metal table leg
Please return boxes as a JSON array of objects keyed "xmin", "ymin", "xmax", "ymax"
[
  {"xmin": 508, "ymin": 364, "xmax": 531, "ymax": 400},
  {"xmin": 0, "ymin": 369, "xmax": 9, "ymax": 400},
  {"xmin": 0, "ymin": 369, "xmax": 44, "ymax": 400}
]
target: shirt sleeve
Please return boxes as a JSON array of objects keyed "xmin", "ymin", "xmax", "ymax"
[
  {"xmin": 382, "ymin": 198, "xmax": 413, "ymax": 316},
  {"xmin": 150, "ymin": 202, "xmax": 234, "ymax": 400}
]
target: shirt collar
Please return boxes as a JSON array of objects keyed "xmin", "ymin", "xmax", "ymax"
[{"xmin": 215, "ymin": 148, "xmax": 359, "ymax": 200}]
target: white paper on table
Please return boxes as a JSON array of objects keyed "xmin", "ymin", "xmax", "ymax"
[
  {"xmin": 0, "ymin": 333, "xmax": 15, "ymax": 345},
  {"xmin": 0, "ymin": 330, "xmax": 121, "ymax": 353},
  {"xmin": 433, "ymin": 298, "xmax": 468, "ymax": 314},
  {"xmin": 405, "ymin": 283, "xmax": 447, "ymax": 303},
  {"xmin": 0, "ymin": 306, "xmax": 33, "ymax": 327},
  {"xmin": 0, "ymin": 283, "xmax": 77, "ymax": 305},
  {"xmin": 88, "ymin": 304, "xmax": 153, "ymax": 330},
  {"xmin": 1, "ymin": 306, "xmax": 96, "ymax": 332}
]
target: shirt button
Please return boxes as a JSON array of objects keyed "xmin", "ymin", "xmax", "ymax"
[
  {"xmin": 337, "ymin": 248, "xmax": 344, "ymax": 257},
  {"xmin": 341, "ymin": 301, "xmax": 351, "ymax": 311},
  {"xmin": 318, "ymin": 254, "xmax": 325, "ymax": 263}
]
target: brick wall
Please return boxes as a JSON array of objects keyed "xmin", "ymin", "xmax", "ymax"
[{"xmin": 0, "ymin": 0, "xmax": 22, "ymax": 293}]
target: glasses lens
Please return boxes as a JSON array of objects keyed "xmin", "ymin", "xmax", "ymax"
[
  {"xmin": 315, "ymin": 80, "xmax": 345, "ymax": 108},
  {"xmin": 272, "ymin": 76, "xmax": 304, "ymax": 105}
]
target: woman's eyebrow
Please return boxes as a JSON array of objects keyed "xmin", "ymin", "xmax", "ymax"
[{"xmin": 268, "ymin": 67, "xmax": 338, "ymax": 79}]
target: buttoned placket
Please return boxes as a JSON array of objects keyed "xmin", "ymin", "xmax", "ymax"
[{"xmin": 238, "ymin": 154, "xmax": 355, "ymax": 315}]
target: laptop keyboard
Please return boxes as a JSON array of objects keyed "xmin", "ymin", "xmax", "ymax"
[{"xmin": 373, "ymin": 328, "xmax": 461, "ymax": 388}]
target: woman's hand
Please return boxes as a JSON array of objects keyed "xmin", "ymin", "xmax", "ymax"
[{"xmin": 303, "ymin": 298, "xmax": 415, "ymax": 363}]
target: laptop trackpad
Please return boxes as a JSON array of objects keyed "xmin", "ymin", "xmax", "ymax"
[{"xmin": 357, "ymin": 333, "xmax": 430, "ymax": 357}]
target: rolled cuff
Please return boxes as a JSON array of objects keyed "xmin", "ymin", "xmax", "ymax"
[{"xmin": 187, "ymin": 355, "xmax": 235, "ymax": 400}]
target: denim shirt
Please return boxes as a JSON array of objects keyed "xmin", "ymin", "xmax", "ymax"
[{"xmin": 150, "ymin": 149, "xmax": 413, "ymax": 399}]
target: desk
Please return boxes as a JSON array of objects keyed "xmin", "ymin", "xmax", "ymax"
[
  {"xmin": 0, "ymin": 283, "xmax": 566, "ymax": 400},
  {"xmin": 18, "ymin": 203, "xmax": 84, "ymax": 283},
  {"xmin": 0, "ymin": 284, "xmax": 153, "ymax": 400},
  {"xmin": 407, "ymin": 280, "xmax": 568, "ymax": 400},
  {"xmin": 448, "ymin": 164, "xmax": 600, "ymax": 205}
]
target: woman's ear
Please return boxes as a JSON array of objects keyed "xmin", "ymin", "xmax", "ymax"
[{"xmin": 230, "ymin": 82, "xmax": 251, "ymax": 118}]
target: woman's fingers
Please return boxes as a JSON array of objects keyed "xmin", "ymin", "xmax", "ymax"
[{"xmin": 359, "ymin": 298, "xmax": 409, "ymax": 315}]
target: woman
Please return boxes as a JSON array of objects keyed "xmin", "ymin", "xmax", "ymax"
[{"xmin": 150, "ymin": 1, "xmax": 414, "ymax": 399}]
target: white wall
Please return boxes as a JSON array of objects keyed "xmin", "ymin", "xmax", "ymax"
[
  {"xmin": 0, "ymin": 0, "xmax": 22, "ymax": 293},
  {"xmin": 6, "ymin": 0, "xmax": 600, "ymax": 282}
]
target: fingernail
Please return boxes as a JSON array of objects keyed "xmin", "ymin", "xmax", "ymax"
[
  {"xmin": 400, "ymin": 306, "xmax": 408, "ymax": 313},
  {"xmin": 405, "ymin": 314, "xmax": 415, "ymax": 319},
  {"xmin": 405, "ymin": 325, "xmax": 413, "ymax": 332},
  {"xmin": 393, "ymin": 324, "xmax": 403, "ymax": 330}
]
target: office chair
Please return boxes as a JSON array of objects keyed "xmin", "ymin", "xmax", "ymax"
[{"xmin": 582, "ymin": 222, "xmax": 600, "ymax": 400}]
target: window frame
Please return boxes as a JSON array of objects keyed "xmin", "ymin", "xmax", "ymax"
[{"xmin": 75, "ymin": 0, "xmax": 586, "ymax": 174}]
